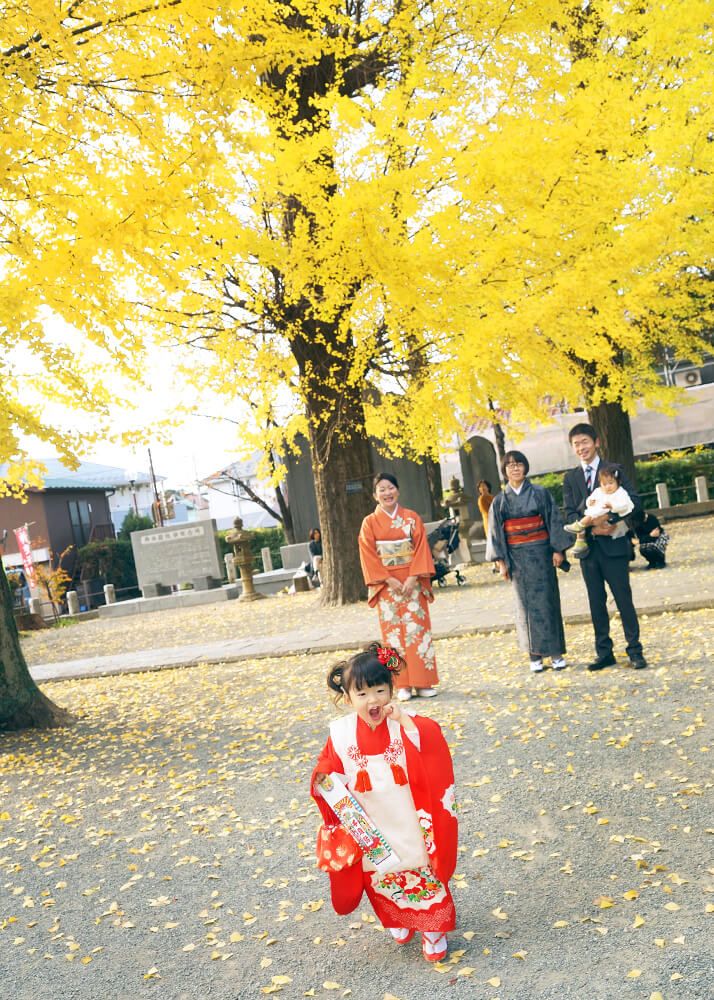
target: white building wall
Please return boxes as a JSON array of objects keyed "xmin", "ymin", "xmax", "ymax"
[
  {"xmin": 444, "ymin": 384, "xmax": 714, "ymax": 480},
  {"xmin": 204, "ymin": 478, "xmax": 279, "ymax": 531},
  {"xmin": 109, "ymin": 484, "xmax": 156, "ymax": 532}
]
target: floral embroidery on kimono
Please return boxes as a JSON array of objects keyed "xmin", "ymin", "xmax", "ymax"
[
  {"xmin": 371, "ymin": 867, "xmax": 448, "ymax": 910},
  {"xmin": 441, "ymin": 785, "xmax": 457, "ymax": 818},
  {"xmin": 417, "ymin": 808, "xmax": 436, "ymax": 854}
]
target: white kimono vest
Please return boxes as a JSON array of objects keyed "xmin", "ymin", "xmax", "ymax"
[{"xmin": 329, "ymin": 714, "xmax": 429, "ymax": 873}]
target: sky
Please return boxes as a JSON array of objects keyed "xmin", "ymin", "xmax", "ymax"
[
  {"xmin": 23, "ymin": 409, "xmax": 247, "ymax": 491},
  {"xmin": 18, "ymin": 330, "xmax": 255, "ymax": 490},
  {"xmin": 73, "ymin": 413, "xmax": 246, "ymax": 490}
]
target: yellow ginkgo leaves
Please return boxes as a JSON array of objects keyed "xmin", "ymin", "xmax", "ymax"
[
  {"xmin": 261, "ymin": 975, "xmax": 292, "ymax": 994},
  {"xmin": 594, "ymin": 896, "xmax": 615, "ymax": 910}
]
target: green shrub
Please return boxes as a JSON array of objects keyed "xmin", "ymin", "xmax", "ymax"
[
  {"xmin": 217, "ymin": 525, "xmax": 286, "ymax": 574},
  {"xmin": 530, "ymin": 471, "xmax": 564, "ymax": 506},
  {"xmin": 118, "ymin": 511, "xmax": 154, "ymax": 540},
  {"xmin": 77, "ymin": 540, "xmax": 139, "ymax": 593},
  {"xmin": 532, "ymin": 446, "xmax": 714, "ymax": 508}
]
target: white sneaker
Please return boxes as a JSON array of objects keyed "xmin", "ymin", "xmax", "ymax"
[
  {"xmin": 530, "ymin": 659, "xmax": 544, "ymax": 673},
  {"xmin": 552, "ymin": 658, "xmax": 567, "ymax": 670},
  {"xmin": 397, "ymin": 688, "xmax": 413, "ymax": 701},
  {"xmin": 416, "ymin": 688, "xmax": 438, "ymax": 698}
]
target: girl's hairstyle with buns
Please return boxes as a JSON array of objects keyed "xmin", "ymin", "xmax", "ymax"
[{"xmin": 326, "ymin": 641, "xmax": 405, "ymax": 702}]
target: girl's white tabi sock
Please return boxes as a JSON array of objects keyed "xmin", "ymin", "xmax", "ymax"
[{"xmin": 422, "ymin": 931, "xmax": 447, "ymax": 954}]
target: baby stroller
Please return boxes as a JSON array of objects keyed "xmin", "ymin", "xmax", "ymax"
[{"xmin": 428, "ymin": 517, "xmax": 466, "ymax": 587}]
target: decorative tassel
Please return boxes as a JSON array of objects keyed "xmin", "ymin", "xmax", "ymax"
[
  {"xmin": 390, "ymin": 763, "xmax": 408, "ymax": 786},
  {"xmin": 354, "ymin": 769, "xmax": 372, "ymax": 792}
]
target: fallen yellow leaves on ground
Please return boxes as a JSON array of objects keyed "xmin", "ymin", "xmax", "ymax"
[{"xmin": 2, "ymin": 606, "xmax": 711, "ymax": 997}]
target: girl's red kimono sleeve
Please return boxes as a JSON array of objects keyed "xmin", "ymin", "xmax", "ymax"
[
  {"xmin": 405, "ymin": 715, "xmax": 458, "ymax": 884},
  {"xmin": 310, "ymin": 738, "xmax": 365, "ymax": 914}
]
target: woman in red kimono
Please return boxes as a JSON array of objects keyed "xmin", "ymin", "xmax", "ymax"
[
  {"xmin": 311, "ymin": 644, "xmax": 458, "ymax": 962},
  {"xmin": 358, "ymin": 473, "xmax": 439, "ymax": 700}
]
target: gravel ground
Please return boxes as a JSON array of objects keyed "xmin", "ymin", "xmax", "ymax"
[{"xmin": 2, "ymin": 611, "xmax": 712, "ymax": 1000}]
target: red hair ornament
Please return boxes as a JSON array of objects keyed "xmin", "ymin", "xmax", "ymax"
[{"xmin": 376, "ymin": 645, "xmax": 400, "ymax": 672}]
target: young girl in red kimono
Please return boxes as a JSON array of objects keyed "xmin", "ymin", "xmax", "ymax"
[{"xmin": 311, "ymin": 643, "xmax": 458, "ymax": 962}]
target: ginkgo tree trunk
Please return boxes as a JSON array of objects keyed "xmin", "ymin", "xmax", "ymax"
[
  {"xmin": 292, "ymin": 319, "xmax": 375, "ymax": 604},
  {"xmin": 0, "ymin": 565, "xmax": 72, "ymax": 731}
]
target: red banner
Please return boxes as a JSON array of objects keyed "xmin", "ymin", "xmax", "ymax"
[{"xmin": 13, "ymin": 526, "xmax": 37, "ymax": 589}]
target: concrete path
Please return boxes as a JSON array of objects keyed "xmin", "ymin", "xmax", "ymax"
[{"xmin": 24, "ymin": 516, "xmax": 714, "ymax": 683}]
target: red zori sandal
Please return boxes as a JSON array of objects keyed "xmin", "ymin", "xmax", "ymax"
[
  {"xmin": 421, "ymin": 931, "xmax": 448, "ymax": 962},
  {"xmin": 389, "ymin": 927, "xmax": 415, "ymax": 945}
]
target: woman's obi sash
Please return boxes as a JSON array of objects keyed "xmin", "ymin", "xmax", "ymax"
[
  {"xmin": 375, "ymin": 538, "xmax": 415, "ymax": 567},
  {"xmin": 504, "ymin": 514, "xmax": 548, "ymax": 546}
]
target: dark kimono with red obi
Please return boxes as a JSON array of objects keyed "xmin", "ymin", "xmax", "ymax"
[
  {"xmin": 311, "ymin": 712, "xmax": 458, "ymax": 931},
  {"xmin": 486, "ymin": 479, "xmax": 572, "ymax": 658}
]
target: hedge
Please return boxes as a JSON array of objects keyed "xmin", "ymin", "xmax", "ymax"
[
  {"xmin": 634, "ymin": 449, "xmax": 714, "ymax": 505},
  {"xmin": 217, "ymin": 525, "xmax": 286, "ymax": 575},
  {"xmin": 532, "ymin": 447, "xmax": 714, "ymax": 508}
]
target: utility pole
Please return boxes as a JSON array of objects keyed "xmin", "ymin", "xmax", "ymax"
[{"xmin": 148, "ymin": 448, "xmax": 164, "ymax": 526}]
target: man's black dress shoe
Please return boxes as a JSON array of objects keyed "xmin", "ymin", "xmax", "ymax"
[
  {"xmin": 630, "ymin": 655, "xmax": 648, "ymax": 669},
  {"xmin": 587, "ymin": 653, "xmax": 616, "ymax": 671}
]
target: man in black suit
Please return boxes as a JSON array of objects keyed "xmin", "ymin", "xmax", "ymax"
[{"xmin": 562, "ymin": 423, "xmax": 647, "ymax": 671}]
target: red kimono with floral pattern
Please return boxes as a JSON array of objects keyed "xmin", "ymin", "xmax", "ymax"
[{"xmin": 311, "ymin": 712, "xmax": 458, "ymax": 931}]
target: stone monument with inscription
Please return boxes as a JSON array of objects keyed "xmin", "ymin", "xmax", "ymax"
[{"xmin": 131, "ymin": 521, "xmax": 223, "ymax": 597}]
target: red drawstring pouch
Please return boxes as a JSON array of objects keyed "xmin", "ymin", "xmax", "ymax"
[{"xmin": 316, "ymin": 823, "xmax": 364, "ymax": 872}]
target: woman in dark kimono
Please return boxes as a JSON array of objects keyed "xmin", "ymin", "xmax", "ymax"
[{"xmin": 486, "ymin": 450, "xmax": 573, "ymax": 673}]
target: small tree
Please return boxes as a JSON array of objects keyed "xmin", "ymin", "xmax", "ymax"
[
  {"xmin": 118, "ymin": 512, "xmax": 154, "ymax": 541},
  {"xmin": 34, "ymin": 547, "xmax": 73, "ymax": 614}
]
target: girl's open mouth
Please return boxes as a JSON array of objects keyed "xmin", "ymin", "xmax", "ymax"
[{"xmin": 368, "ymin": 707, "xmax": 382, "ymax": 721}]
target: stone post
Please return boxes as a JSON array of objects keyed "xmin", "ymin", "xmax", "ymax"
[
  {"xmin": 224, "ymin": 552, "xmax": 237, "ymax": 583},
  {"xmin": 694, "ymin": 475, "xmax": 709, "ymax": 502},
  {"xmin": 29, "ymin": 597, "xmax": 43, "ymax": 617},
  {"xmin": 441, "ymin": 476, "xmax": 475, "ymax": 564},
  {"xmin": 655, "ymin": 482, "xmax": 670, "ymax": 508},
  {"xmin": 261, "ymin": 546, "xmax": 273, "ymax": 572},
  {"xmin": 66, "ymin": 591, "xmax": 80, "ymax": 616},
  {"xmin": 103, "ymin": 584, "xmax": 116, "ymax": 605},
  {"xmin": 225, "ymin": 517, "xmax": 265, "ymax": 602}
]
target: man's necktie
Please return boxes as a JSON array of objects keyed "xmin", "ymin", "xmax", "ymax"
[{"xmin": 585, "ymin": 465, "xmax": 593, "ymax": 494}]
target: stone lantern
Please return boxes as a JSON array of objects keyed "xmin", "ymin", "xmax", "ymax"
[
  {"xmin": 441, "ymin": 476, "xmax": 476, "ymax": 564},
  {"xmin": 225, "ymin": 517, "xmax": 265, "ymax": 602}
]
